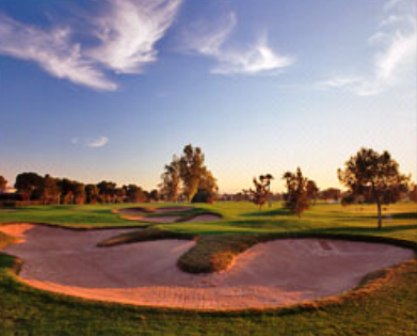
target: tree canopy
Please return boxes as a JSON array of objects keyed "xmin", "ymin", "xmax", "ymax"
[
  {"xmin": 159, "ymin": 145, "xmax": 218, "ymax": 202},
  {"xmin": 243, "ymin": 174, "xmax": 274, "ymax": 210},
  {"xmin": 338, "ymin": 148, "xmax": 409, "ymax": 228},
  {"xmin": 283, "ymin": 168, "xmax": 317, "ymax": 217}
]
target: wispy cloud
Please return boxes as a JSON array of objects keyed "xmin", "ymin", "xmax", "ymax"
[
  {"xmin": 0, "ymin": 14, "xmax": 116, "ymax": 91},
  {"xmin": 317, "ymin": 0, "xmax": 416, "ymax": 96},
  {"xmin": 71, "ymin": 136, "xmax": 109, "ymax": 148},
  {"xmin": 182, "ymin": 13, "xmax": 294, "ymax": 75},
  {"xmin": 88, "ymin": 0, "xmax": 181, "ymax": 74},
  {"xmin": 0, "ymin": 0, "xmax": 182, "ymax": 90}
]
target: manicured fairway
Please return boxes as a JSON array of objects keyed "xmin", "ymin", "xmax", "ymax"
[{"xmin": 0, "ymin": 202, "xmax": 416, "ymax": 335}]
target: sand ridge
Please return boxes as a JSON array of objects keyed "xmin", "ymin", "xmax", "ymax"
[{"xmin": 0, "ymin": 224, "xmax": 414, "ymax": 310}]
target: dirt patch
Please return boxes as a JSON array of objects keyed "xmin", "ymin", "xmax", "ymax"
[{"xmin": 0, "ymin": 224, "xmax": 414, "ymax": 310}]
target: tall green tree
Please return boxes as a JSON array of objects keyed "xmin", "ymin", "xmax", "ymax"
[
  {"xmin": 244, "ymin": 174, "xmax": 274, "ymax": 210},
  {"xmin": 160, "ymin": 145, "xmax": 218, "ymax": 202},
  {"xmin": 0, "ymin": 175, "xmax": 7, "ymax": 193},
  {"xmin": 282, "ymin": 168, "xmax": 311, "ymax": 217},
  {"xmin": 159, "ymin": 156, "xmax": 181, "ymax": 202},
  {"xmin": 338, "ymin": 148, "xmax": 409, "ymax": 229},
  {"xmin": 179, "ymin": 145, "xmax": 205, "ymax": 201}
]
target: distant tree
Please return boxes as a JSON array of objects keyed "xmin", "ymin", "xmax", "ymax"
[
  {"xmin": 159, "ymin": 156, "xmax": 181, "ymax": 202},
  {"xmin": 191, "ymin": 188, "xmax": 214, "ymax": 203},
  {"xmin": 0, "ymin": 175, "xmax": 7, "ymax": 193},
  {"xmin": 409, "ymin": 184, "xmax": 417, "ymax": 203},
  {"xmin": 282, "ymin": 168, "xmax": 310, "ymax": 217},
  {"xmin": 306, "ymin": 180, "xmax": 319, "ymax": 204},
  {"xmin": 244, "ymin": 174, "xmax": 274, "ymax": 210},
  {"xmin": 148, "ymin": 189, "xmax": 160, "ymax": 202},
  {"xmin": 97, "ymin": 181, "xmax": 117, "ymax": 203},
  {"xmin": 319, "ymin": 188, "xmax": 341, "ymax": 202},
  {"xmin": 125, "ymin": 184, "xmax": 146, "ymax": 203},
  {"xmin": 15, "ymin": 172, "xmax": 44, "ymax": 201},
  {"xmin": 57, "ymin": 178, "xmax": 85, "ymax": 204},
  {"xmin": 338, "ymin": 148, "xmax": 409, "ymax": 229},
  {"xmin": 85, "ymin": 184, "xmax": 100, "ymax": 204},
  {"xmin": 58, "ymin": 178, "xmax": 73, "ymax": 204},
  {"xmin": 73, "ymin": 182, "xmax": 85, "ymax": 204},
  {"xmin": 40, "ymin": 174, "xmax": 60, "ymax": 204}
]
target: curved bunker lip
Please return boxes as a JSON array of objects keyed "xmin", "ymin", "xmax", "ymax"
[
  {"xmin": 0, "ymin": 224, "xmax": 415, "ymax": 311},
  {"xmin": 116, "ymin": 207, "xmax": 221, "ymax": 224}
]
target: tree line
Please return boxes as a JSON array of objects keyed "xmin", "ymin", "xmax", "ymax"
[
  {"xmin": 0, "ymin": 172, "xmax": 158, "ymax": 205},
  {"xmin": 1, "ymin": 146, "xmax": 416, "ymax": 228}
]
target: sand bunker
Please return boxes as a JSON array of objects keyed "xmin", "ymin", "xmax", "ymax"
[
  {"xmin": 0, "ymin": 224, "xmax": 414, "ymax": 310},
  {"xmin": 115, "ymin": 208, "xmax": 181, "ymax": 223},
  {"xmin": 116, "ymin": 207, "xmax": 220, "ymax": 224}
]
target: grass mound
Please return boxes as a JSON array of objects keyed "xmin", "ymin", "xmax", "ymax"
[{"xmin": 177, "ymin": 235, "xmax": 260, "ymax": 273}]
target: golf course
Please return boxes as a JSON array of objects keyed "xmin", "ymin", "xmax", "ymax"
[
  {"xmin": 1, "ymin": 0, "xmax": 416, "ymax": 334},
  {"xmin": 1, "ymin": 202, "xmax": 416, "ymax": 335}
]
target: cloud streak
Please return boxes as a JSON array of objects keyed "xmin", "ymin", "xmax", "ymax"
[
  {"xmin": 317, "ymin": 0, "xmax": 416, "ymax": 96},
  {"xmin": 71, "ymin": 136, "xmax": 109, "ymax": 148},
  {"xmin": 88, "ymin": 0, "xmax": 181, "ymax": 74},
  {"xmin": 183, "ymin": 13, "xmax": 294, "ymax": 75},
  {"xmin": 0, "ymin": 0, "xmax": 181, "ymax": 90},
  {"xmin": 0, "ymin": 14, "xmax": 116, "ymax": 91}
]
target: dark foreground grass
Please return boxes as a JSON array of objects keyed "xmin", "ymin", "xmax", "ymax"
[{"xmin": 1, "ymin": 202, "xmax": 417, "ymax": 335}]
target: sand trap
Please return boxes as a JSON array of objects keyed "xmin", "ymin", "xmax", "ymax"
[
  {"xmin": 0, "ymin": 224, "xmax": 414, "ymax": 310},
  {"xmin": 115, "ymin": 208, "xmax": 181, "ymax": 223},
  {"xmin": 154, "ymin": 206, "xmax": 193, "ymax": 213},
  {"xmin": 116, "ymin": 207, "xmax": 220, "ymax": 224},
  {"xmin": 185, "ymin": 214, "xmax": 221, "ymax": 222}
]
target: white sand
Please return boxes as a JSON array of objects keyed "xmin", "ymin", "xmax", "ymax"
[{"xmin": 0, "ymin": 224, "xmax": 414, "ymax": 310}]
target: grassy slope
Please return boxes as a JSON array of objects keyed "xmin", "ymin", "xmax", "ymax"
[{"xmin": 0, "ymin": 201, "xmax": 417, "ymax": 335}]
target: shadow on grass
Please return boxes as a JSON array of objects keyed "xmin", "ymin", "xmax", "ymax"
[
  {"xmin": 306, "ymin": 223, "xmax": 417, "ymax": 234},
  {"xmin": 241, "ymin": 208, "xmax": 290, "ymax": 217},
  {"xmin": 392, "ymin": 212, "xmax": 417, "ymax": 220}
]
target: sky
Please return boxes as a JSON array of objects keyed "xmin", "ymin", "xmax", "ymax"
[{"xmin": 0, "ymin": 0, "xmax": 416, "ymax": 193}]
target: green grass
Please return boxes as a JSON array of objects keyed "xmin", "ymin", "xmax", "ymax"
[
  {"xmin": 1, "ymin": 201, "xmax": 417, "ymax": 335},
  {"xmin": 0, "ymin": 204, "xmax": 149, "ymax": 228}
]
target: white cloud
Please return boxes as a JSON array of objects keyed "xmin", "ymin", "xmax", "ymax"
[
  {"xmin": 183, "ymin": 12, "xmax": 294, "ymax": 75},
  {"xmin": 317, "ymin": 0, "xmax": 416, "ymax": 96},
  {"xmin": 0, "ymin": 14, "xmax": 117, "ymax": 91},
  {"xmin": 88, "ymin": 0, "xmax": 181, "ymax": 74},
  {"xmin": 71, "ymin": 136, "xmax": 109, "ymax": 148},
  {"xmin": 0, "ymin": 0, "xmax": 182, "ymax": 90}
]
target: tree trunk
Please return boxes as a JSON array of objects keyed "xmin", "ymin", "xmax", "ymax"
[{"xmin": 377, "ymin": 201, "xmax": 382, "ymax": 229}]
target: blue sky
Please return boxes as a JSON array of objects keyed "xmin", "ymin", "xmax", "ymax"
[{"xmin": 0, "ymin": 0, "xmax": 416, "ymax": 192}]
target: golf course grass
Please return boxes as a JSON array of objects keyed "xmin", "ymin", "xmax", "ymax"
[{"xmin": 0, "ymin": 201, "xmax": 416, "ymax": 335}]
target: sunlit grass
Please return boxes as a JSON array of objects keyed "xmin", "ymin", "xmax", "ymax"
[{"xmin": 0, "ymin": 201, "xmax": 416, "ymax": 335}]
